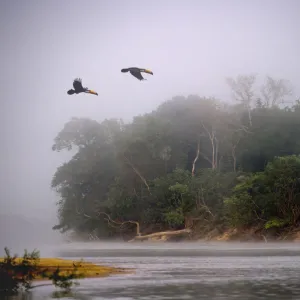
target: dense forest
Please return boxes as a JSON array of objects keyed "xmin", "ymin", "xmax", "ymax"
[{"xmin": 51, "ymin": 74, "xmax": 300, "ymax": 241}]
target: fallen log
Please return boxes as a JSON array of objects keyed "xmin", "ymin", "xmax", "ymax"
[{"xmin": 128, "ymin": 228, "xmax": 192, "ymax": 242}]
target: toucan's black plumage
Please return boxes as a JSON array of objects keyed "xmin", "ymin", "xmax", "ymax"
[
  {"xmin": 67, "ymin": 78, "xmax": 98, "ymax": 96},
  {"xmin": 121, "ymin": 67, "xmax": 153, "ymax": 81}
]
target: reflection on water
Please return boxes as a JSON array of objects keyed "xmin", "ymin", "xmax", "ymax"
[{"xmin": 1, "ymin": 242, "xmax": 300, "ymax": 300}]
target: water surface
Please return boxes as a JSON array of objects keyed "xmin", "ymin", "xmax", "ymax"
[{"xmin": 3, "ymin": 242, "xmax": 300, "ymax": 300}]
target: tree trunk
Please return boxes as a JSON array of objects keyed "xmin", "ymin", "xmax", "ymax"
[
  {"xmin": 247, "ymin": 105, "xmax": 253, "ymax": 127},
  {"xmin": 123, "ymin": 155, "xmax": 151, "ymax": 193},
  {"xmin": 192, "ymin": 140, "xmax": 200, "ymax": 176}
]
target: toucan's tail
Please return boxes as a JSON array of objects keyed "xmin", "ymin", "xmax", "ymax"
[
  {"xmin": 121, "ymin": 68, "xmax": 129, "ymax": 73},
  {"xmin": 67, "ymin": 89, "xmax": 75, "ymax": 95}
]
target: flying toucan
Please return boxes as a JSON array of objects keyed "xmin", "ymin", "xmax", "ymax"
[
  {"xmin": 67, "ymin": 78, "xmax": 98, "ymax": 96},
  {"xmin": 121, "ymin": 67, "xmax": 153, "ymax": 81}
]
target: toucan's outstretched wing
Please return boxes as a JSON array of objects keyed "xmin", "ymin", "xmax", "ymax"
[
  {"xmin": 130, "ymin": 71, "xmax": 144, "ymax": 81},
  {"xmin": 73, "ymin": 78, "xmax": 84, "ymax": 90}
]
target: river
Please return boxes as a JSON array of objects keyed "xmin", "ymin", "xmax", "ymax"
[{"xmin": 3, "ymin": 242, "xmax": 300, "ymax": 299}]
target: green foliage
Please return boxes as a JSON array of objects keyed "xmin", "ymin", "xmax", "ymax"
[
  {"xmin": 0, "ymin": 248, "xmax": 82, "ymax": 295},
  {"xmin": 264, "ymin": 218, "xmax": 289, "ymax": 230},
  {"xmin": 224, "ymin": 193, "xmax": 254, "ymax": 227},
  {"xmin": 0, "ymin": 247, "xmax": 40, "ymax": 293},
  {"xmin": 225, "ymin": 156, "xmax": 300, "ymax": 228},
  {"xmin": 51, "ymin": 74, "xmax": 300, "ymax": 238},
  {"xmin": 164, "ymin": 209, "xmax": 185, "ymax": 227},
  {"xmin": 149, "ymin": 169, "xmax": 194, "ymax": 228},
  {"xmin": 48, "ymin": 263, "xmax": 83, "ymax": 291}
]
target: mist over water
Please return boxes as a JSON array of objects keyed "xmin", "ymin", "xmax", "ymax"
[
  {"xmin": 0, "ymin": 214, "xmax": 63, "ymax": 257},
  {"xmin": 56, "ymin": 240, "xmax": 300, "ymax": 256}
]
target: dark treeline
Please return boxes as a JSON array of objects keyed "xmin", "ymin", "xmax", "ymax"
[{"xmin": 51, "ymin": 74, "xmax": 300, "ymax": 240}]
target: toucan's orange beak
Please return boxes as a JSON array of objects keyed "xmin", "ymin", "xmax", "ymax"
[
  {"xmin": 144, "ymin": 69, "xmax": 153, "ymax": 75},
  {"xmin": 89, "ymin": 90, "xmax": 98, "ymax": 96}
]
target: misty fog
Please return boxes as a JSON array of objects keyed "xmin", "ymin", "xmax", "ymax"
[{"xmin": 0, "ymin": 0, "xmax": 299, "ymax": 250}]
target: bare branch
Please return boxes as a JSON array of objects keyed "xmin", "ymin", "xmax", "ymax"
[
  {"xmin": 192, "ymin": 140, "xmax": 200, "ymax": 176},
  {"xmin": 201, "ymin": 122, "xmax": 214, "ymax": 141},
  {"xmin": 198, "ymin": 197, "xmax": 215, "ymax": 219},
  {"xmin": 201, "ymin": 121, "xmax": 217, "ymax": 169},
  {"xmin": 123, "ymin": 154, "xmax": 151, "ymax": 193},
  {"xmin": 226, "ymin": 74, "xmax": 256, "ymax": 127},
  {"xmin": 260, "ymin": 76, "xmax": 293, "ymax": 107},
  {"xmin": 76, "ymin": 204, "xmax": 194, "ymax": 242},
  {"xmin": 75, "ymin": 206, "xmax": 141, "ymax": 236},
  {"xmin": 214, "ymin": 136, "xmax": 219, "ymax": 169},
  {"xmin": 90, "ymin": 211, "xmax": 141, "ymax": 236},
  {"xmin": 199, "ymin": 152, "xmax": 213, "ymax": 165},
  {"xmin": 195, "ymin": 185, "xmax": 215, "ymax": 220},
  {"xmin": 231, "ymin": 136, "xmax": 241, "ymax": 172},
  {"xmin": 261, "ymin": 234, "xmax": 268, "ymax": 243},
  {"xmin": 232, "ymin": 124, "xmax": 253, "ymax": 134}
]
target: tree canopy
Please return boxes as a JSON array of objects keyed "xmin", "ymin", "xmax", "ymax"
[{"xmin": 51, "ymin": 74, "xmax": 300, "ymax": 240}]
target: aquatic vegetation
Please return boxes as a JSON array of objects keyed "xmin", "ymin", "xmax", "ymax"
[{"xmin": 0, "ymin": 247, "xmax": 127, "ymax": 294}]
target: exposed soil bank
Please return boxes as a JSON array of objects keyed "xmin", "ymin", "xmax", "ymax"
[
  {"xmin": 190, "ymin": 225, "xmax": 300, "ymax": 242},
  {"xmin": 124, "ymin": 226, "xmax": 300, "ymax": 243}
]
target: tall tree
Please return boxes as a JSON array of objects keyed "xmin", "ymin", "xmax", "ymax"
[
  {"xmin": 226, "ymin": 74, "xmax": 256, "ymax": 126},
  {"xmin": 260, "ymin": 76, "xmax": 293, "ymax": 107},
  {"xmin": 51, "ymin": 75, "xmax": 300, "ymax": 239}
]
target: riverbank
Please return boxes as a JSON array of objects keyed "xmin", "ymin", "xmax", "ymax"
[
  {"xmin": 191, "ymin": 225, "xmax": 300, "ymax": 243},
  {"xmin": 66, "ymin": 223, "xmax": 300, "ymax": 244},
  {"xmin": 120, "ymin": 225, "xmax": 300, "ymax": 243}
]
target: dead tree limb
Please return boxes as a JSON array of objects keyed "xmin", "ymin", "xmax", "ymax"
[
  {"xmin": 232, "ymin": 124, "xmax": 252, "ymax": 134},
  {"xmin": 123, "ymin": 154, "xmax": 151, "ymax": 193},
  {"xmin": 98, "ymin": 212, "xmax": 141, "ymax": 236},
  {"xmin": 199, "ymin": 152, "xmax": 213, "ymax": 166},
  {"xmin": 75, "ymin": 204, "xmax": 194, "ymax": 242},
  {"xmin": 261, "ymin": 234, "xmax": 268, "ymax": 243},
  {"xmin": 197, "ymin": 185, "xmax": 215, "ymax": 220},
  {"xmin": 201, "ymin": 122, "xmax": 217, "ymax": 169},
  {"xmin": 82, "ymin": 211, "xmax": 141, "ymax": 236},
  {"xmin": 75, "ymin": 205, "xmax": 141, "ymax": 237},
  {"xmin": 231, "ymin": 137, "xmax": 241, "ymax": 172},
  {"xmin": 215, "ymin": 137, "xmax": 219, "ymax": 170},
  {"xmin": 199, "ymin": 200, "xmax": 215, "ymax": 219},
  {"xmin": 128, "ymin": 228, "xmax": 191, "ymax": 242},
  {"xmin": 192, "ymin": 140, "xmax": 200, "ymax": 176},
  {"xmin": 76, "ymin": 208, "xmax": 192, "ymax": 242},
  {"xmin": 226, "ymin": 75, "xmax": 256, "ymax": 127}
]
